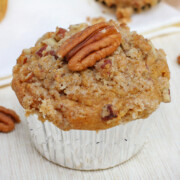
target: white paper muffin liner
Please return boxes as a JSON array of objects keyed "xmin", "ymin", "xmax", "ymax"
[{"xmin": 27, "ymin": 114, "xmax": 154, "ymax": 170}]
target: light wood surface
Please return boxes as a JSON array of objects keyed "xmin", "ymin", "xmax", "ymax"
[
  {"xmin": 0, "ymin": 1, "xmax": 180, "ymax": 179},
  {"xmin": 0, "ymin": 32, "xmax": 180, "ymax": 180}
]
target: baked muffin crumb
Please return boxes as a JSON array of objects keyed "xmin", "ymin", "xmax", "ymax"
[{"xmin": 12, "ymin": 20, "xmax": 170, "ymax": 130}]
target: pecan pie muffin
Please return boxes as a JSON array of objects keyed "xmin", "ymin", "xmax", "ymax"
[
  {"xmin": 97, "ymin": 0, "xmax": 161, "ymax": 22},
  {"xmin": 12, "ymin": 20, "xmax": 170, "ymax": 170}
]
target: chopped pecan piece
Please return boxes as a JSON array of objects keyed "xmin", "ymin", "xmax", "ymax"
[
  {"xmin": 57, "ymin": 22, "xmax": 121, "ymax": 71},
  {"xmin": 55, "ymin": 27, "xmax": 67, "ymax": 41},
  {"xmin": 36, "ymin": 44, "xmax": 47, "ymax": 57},
  {"xmin": 17, "ymin": 55, "xmax": 28, "ymax": 65},
  {"xmin": 0, "ymin": 106, "xmax": 20, "ymax": 133},
  {"xmin": 101, "ymin": 104, "xmax": 117, "ymax": 121},
  {"xmin": 45, "ymin": 50, "xmax": 58, "ymax": 59},
  {"xmin": 101, "ymin": 59, "xmax": 112, "ymax": 69}
]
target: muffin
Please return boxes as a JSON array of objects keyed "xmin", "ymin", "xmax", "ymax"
[
  {"xmin": 97, "ymin": 0, "xmax": 161, "ymax": 22},
  {"xmin": 12, "ymin": 20, "xmax": 170, "ymax": 170}
]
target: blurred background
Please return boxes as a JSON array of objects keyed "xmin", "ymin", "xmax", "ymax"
[
  {"xmin": 165, "ymin": 0, "xmax": 180, "ymax": 9},
  {"xmin": 0, "ymin": 0, "xmax": 180, "ymax": 82}
]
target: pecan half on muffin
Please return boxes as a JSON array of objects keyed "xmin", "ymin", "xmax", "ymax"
[
  {"xmin": 12, "ymin": 20, "xmax": 170, "ymax": 131},
  {"xmin": 97, "ymin": 0, "xmax": 161, "ymax": 22}
]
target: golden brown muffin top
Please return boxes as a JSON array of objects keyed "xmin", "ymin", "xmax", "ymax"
[{"xmin": 12, "ymin": 20, "xmax": 170, "ymax": 130}]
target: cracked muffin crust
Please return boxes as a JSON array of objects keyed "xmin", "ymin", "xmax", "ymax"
[
  {"xmin": 97, "ymin": 0, "xmax": 161, "ymax": 22},
  {"xmin": 12, "ymin": 20, "xmax": 170, "ymax": 130}
]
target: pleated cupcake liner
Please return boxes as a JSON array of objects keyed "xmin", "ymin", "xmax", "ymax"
[{"xmin": 27, "ymin": 114, "xmax": 154, "ymax": 170}]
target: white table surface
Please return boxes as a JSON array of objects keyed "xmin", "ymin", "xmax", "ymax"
[{"xmin": 0, "ymin": 31, "xmax": 180, "ymax": 180}]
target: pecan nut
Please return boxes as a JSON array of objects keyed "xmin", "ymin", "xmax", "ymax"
[
  {"xmin": 101, "ymin": 104, "xmax": 117, "ymax": 121},
  {"xmin": 57, "ymin": 22, "xmax": 121, "ymax": 71},
  {"xmin": 0, "ymin": 106, "xmax": 20, "ymax": 133}
]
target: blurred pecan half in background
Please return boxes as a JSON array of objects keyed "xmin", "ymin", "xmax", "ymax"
[{"xmin": 0, "ymin": 106, "xmax": 20, "ymax": 133}]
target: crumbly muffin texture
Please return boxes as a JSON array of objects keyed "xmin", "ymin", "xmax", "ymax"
[
  {"xmin": 97, "ymin": 0, "xmax": 161, "ymax": 22},
  {"xmin": 12, "ymin": 20, "xmax": 170, "ymax": 130}
]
